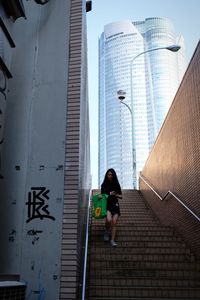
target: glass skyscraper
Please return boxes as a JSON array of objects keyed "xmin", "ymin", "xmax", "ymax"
[{"xmin": 98, "ymin": 17, "xmax": 186, "ymax": 188}]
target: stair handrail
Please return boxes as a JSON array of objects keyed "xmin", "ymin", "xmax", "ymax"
[
  {"xmin": 81, "ymin": 189, "xmax": 92, "ymax": 300},
  {"xmin": 139, "ymin": 174, "xmax": 200, "ymax": 222}
]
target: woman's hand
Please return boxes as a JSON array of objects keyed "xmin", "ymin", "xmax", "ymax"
[
  {"xmin": 111, "ymin": 191, "xmax": 122, "ymax": 198},
  {"xmin": 110, "ymin": 191, "xmax": 116, "ymax": 196}
]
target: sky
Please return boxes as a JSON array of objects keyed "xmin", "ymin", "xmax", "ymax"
[{"xmin": 87, "ymin": 0, "xmax": 200, "ymax": 188}]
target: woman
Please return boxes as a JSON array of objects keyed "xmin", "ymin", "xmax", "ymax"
[{"xmin": 99, "ymin": 168, "xmax": 122, "ymax": 247}]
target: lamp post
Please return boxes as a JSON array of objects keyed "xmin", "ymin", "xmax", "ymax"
[
  {"xmin": 117, "ymin": 89, "xmax": 135, "ymax": 188},
  {"xmin": 118, "ymin": 44, "xmax": 181, "ymax": 188}
]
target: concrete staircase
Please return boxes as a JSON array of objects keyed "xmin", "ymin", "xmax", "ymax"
[{"xmin": 86, "ymin": 190, "xmax": 200, "ymax": 299}]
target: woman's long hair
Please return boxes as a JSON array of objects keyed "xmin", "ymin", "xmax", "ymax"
[{"xmin": 101, "ymin": 168, "xmax": 121, "ymax": 193}]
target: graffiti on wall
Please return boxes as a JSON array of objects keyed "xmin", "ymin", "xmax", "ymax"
[{"xmin": 26, "ymin": 187, "xmax": 55, "ymax": 223}]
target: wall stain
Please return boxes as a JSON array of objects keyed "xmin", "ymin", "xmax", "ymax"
[
  {"xmin": 27, "ymin": 229, "xmax": 43, "ymax": 245},
  {"xmin": 31, "ymin": 261, "xmax": 35, "ymax": 271},
  {"xmin": 56, "ymin": 165, "xmax": 63, "ymax": 171},
  {"xmin": 56, "ymin": 197, "xmax": 62, "ymax": 203},
  {"xmin": 9, "ymin": 230, "xmax": 16, "ymax": 242}
]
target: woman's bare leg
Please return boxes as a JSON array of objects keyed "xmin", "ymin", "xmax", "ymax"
[
  {"xmin": 111, "ymin": 214, "xmax": 119, "ymax": 241},
  {"xmin": 105, "ymin": 211, "xmax": 112, "ymax": 231},
  {"xmin": 103, "ymin": 211, "xmax": 112, "ymax": 241}
]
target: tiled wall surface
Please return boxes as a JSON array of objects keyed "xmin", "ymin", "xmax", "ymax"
[
  {"xmin": 60, "ymin": 0, "xmax": 91, "ymax": 299},
  {"xmin": 140, "ymin": 41, "xmax": 200, "ymax": 258}
]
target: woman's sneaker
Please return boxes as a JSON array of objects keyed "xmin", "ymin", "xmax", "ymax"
[
  {"xmin": 103, "ymin": 231, "xmax": 110, "ymax": 242},
  {"xmin": 110, "ymin": 240, "xmax": 117, "ymax": 247}
]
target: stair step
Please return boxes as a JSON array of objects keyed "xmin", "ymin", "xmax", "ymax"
[
  {"xmin": 91, "ymin": 231, "xmax": 177, "ymax": 237},
  {"xmin": 90, "ymin": 241, "xmax": 188, "ymax": 248},
  {"xmin": 89, "ymin": 277, "xmax": 200, "ymax": 288},
  {"xmin": 91, "ymin": 224, "xmax": 174, "ymax": 231},
  {"xmin": 88, "ymin": 260, "xmax": 199, "ymax": 273},
  {"xmin": 91, "ymin": 234, "xmax": 183, "ymax": 242},
  {"xmin": 92, "ymin": 226, "xmax": 172, "ymax": 232},
  {"xmin": 89, "ymin": 268, "xmax": 199, "ymax": 280},
  {"xmin": 89, "ymin": 253, "xmax": 195, "ymax": 263},
  {"xmin": 88, "ymin": 286, "xmax": 200, "ymax": 298},
  {"xmin": 90, "ymin": 248, "xmax": 191, "ymax": 257},
  {"xmin": 91, "ymin": 241, "xmax": 193, "ymax": 248},
  {"xmin": 116, "ymin": 209, "xmax": 152, "ymax": 211},
  {"xmin": 118, "ymin": 216, "xmax": 158, "ymax": 220},
  {"xmin": 87, "ymin": 190, "xmax": 199, "ymax": 300},
  {"xmin": 88, "ymin": 298, "xmax": 199, "ymax": 300},
  {"xmin": 93, "ymin": 221, "xmax": 160, "ymax": 225}
]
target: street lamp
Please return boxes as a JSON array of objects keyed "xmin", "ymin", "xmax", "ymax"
[
  {"xmin": 130, "ymin": 45, "xmax": 181, "ymax": 112},
  {"xmin": 117, "ymin": 89, "xmax": 135, "ymax": 188},
  {"xmin": 117, "ymin": 90, "xmax": 132, "ymax": 115},
  {"xmin": 118, "ymin": 44, "xmax": 181, "ymax": 188}
]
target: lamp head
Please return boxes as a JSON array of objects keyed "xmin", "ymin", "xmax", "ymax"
[
  {"xmin": 118, "ymin": 96, "xmax": 125, "ymax": 101},
  {"xmin": 166, "ymin": 45, "xmax": 181, "ymax": 52},
  {"xmin": 117, "ymin": 90, "xmax": 126, "ymax": 101}
]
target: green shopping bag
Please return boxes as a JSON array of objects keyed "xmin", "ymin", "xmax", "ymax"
[{"xmin": 92, "ymin": 194, "xmax": 108, "ymax": 219}]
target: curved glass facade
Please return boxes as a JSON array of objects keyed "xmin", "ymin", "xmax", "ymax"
[{"xmin": 99, "ymin": 18, "xmax": 186, "ymax": 188}]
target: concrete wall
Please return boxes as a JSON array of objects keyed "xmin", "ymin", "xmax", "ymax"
[
  {"xmin": 0, "ymin": 1, "xmax": 73, "ymax": 299},
  {"xmin": 139, "ymin": 41, "xmax": 200, "ymax": 258}
]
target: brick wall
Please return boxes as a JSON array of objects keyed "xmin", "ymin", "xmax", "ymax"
[
  {"xmin": 60, "ymin": 0, "xmax": 91, "ymax": 299},
  {"xmin": 139, "ymin": 41, "xmax": 200, "ymax": 258}
]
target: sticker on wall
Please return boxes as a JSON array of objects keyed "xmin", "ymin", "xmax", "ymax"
[{"xmin": 26, "ymin": 187, "xmax": 55, "ymax": 223}]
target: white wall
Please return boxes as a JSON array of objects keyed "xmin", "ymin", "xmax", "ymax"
[{"xmin": 0, "ymin": 1, "xmax": 71, "ymax": 299}]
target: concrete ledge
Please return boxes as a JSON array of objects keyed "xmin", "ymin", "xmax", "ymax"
[{"xmin": 0, "ymin": 281, "xmax": 26, "ymax": 287}]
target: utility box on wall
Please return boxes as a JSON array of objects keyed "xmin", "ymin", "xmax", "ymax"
[{"xmin": 0, "ymin": 281, "xmax": 26, "ymax": 300}]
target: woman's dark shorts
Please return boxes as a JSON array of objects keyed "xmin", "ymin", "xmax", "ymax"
[{"xmin": 107, "ymin": 195, "xmax": 121, "ymax": 216}]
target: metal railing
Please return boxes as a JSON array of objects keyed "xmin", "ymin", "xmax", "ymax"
[
  {"xmin": 139, "ymin": 174, "xmax": 200, "ymax": 222},
  {"xmin": 81, "ymin": 190, "xmax": 92, "ymax": 300}
]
